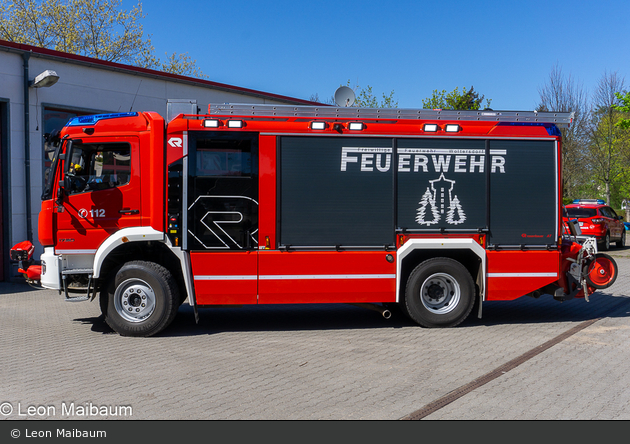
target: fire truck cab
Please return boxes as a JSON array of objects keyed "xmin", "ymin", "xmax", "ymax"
[{"xmin": 11, "ymin": 104, "xmax": 618, "ymax": 336}]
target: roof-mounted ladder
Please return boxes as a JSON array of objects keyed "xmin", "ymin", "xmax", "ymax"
[{"xmin": 208, "ymin": 104, "xmax": 575, "ymax": 128}]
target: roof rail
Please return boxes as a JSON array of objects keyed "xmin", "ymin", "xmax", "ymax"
[{"xmin": 208, "ymin": 104, "xmax": 575, "ymax": 127}]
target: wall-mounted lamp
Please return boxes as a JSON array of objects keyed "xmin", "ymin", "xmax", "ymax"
[{"xmin": 29, "ymin": 70, "xmax": 59, "ymax": 88}]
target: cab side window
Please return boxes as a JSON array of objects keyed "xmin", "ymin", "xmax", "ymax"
[
  {"xmin": 601, "ymin": 207, "xmax": 616, "ymax": 219},
  {"xmin": 66, "ymin": 143, "xmax": 131, "ymax": 194}
]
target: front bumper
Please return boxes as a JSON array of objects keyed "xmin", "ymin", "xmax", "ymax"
[{"xmin": 40, "ymin": 247, "xmax": 61, "ymax": 290}]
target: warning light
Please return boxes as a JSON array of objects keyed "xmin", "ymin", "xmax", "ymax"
[
  {"xmin": 423, "ymin": 124, "xmax": 439, "ymax": 132},
  {"xmin": 445, "ymin": 124, "xmax": 461, "ymax": 132},
  {"xmin": 348, "ymin": 122, "xmax": 365, "ymax": 131},
  {"xmin": 203, "ymin": 119, "xmax": 221, "ymax": 128},
  {"xmin": 227, "ymin": 120, "xmax": 244, "ymax": 128}
]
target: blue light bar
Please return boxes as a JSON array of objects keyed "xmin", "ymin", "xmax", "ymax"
[
  {"xmin": 65, "ymin": 112, "xmax": 138, "ymax": 127},
  {"xmin": 497, "ymin": 122, "xmax": 561, "ymax": 137},
  {"xmin": 572, "ymin": 199, "xmax": 606, "ymax": 205}
]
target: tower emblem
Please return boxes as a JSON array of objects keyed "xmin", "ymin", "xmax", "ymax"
[{"xmin": 416, "ymin": 174, "xmax": 466, "ymax": 226}]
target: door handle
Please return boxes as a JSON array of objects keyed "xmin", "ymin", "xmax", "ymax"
[{"xmin": 119, "ymin": 209, "xmax": 139, "ymax": 215}]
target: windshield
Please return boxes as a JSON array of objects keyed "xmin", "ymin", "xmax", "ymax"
[{"xmin": 41, "ymin": 135, "xmax": 65, "ymax": 201}]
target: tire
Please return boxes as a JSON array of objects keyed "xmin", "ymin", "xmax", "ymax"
[
  {"xmin": 404, "ymin": 258, "xmax": 475, "ymax": 328},
  {"xmin": 616, "ymin": 230, "xmax": 626, "ymax": 248},
  {"xmin": 101, "ymin": 261, "xmax": 180, "ymax": 337},
  {"xmin": 585, "ymin": 253, "xmax": 618, "ymax": 289},
  {"xmin": 601, "ymin": 233, "xmax": 610, "ymax": 251}
]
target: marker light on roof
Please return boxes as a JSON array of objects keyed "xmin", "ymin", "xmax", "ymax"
[
  {"xmin": 227, "ymin": 120, "xmax": 244, "ymax": 128},
  {"xmin": 423, "ymin": 124, "xmax": 439, "ymax": 132},
  {"xmin": 348, "ymin": 122, "xmax": 365, "ymax": 131},
  {"xmin": 445, "ymin": 124, "xmax": 461, "ymax": 132},
  {"xmin": 310, "ymin": 121, "xmax": 327, "ymax": 130},
  {"xmin": 203, "ymin": 119, "xmax": 220, "ymax": 128}
]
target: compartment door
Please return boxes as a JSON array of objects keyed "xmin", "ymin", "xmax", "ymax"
[{"xmin": 185, "ymin": 131, "xmax": 259, "ymax": 305}]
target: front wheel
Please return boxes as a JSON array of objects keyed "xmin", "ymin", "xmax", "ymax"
[
  {"xmin": 404, "ymin": 258, "xmax": 476, "ymax": 328},
  {"xmin": 101, "ymin": 261, "xmax": 180, "ymax": 337},
  {"xmin": 616, "ymin": 230, "xmax": 626, "ymax": 248}
]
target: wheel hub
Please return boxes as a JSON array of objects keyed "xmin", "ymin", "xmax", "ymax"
[
  {"xmin": 420, "ymin": 273, "xmax": 461, "ymax": 314},
  {"xmin": 426, "ymin": 283, "xmax": 445, "ymax": 301},
  {"xmin": 114, "ymin": 279, "xmax": 156, "ymax": 323}
]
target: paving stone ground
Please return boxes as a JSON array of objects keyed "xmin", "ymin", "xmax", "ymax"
[{"xmin": 1, "ymin": 255, "xmax": 629, "ymax": 420}]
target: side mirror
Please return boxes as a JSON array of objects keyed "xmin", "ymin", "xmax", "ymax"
[{"xmin": 55, "ymin": 182, "xmax": 65, "ymax": 205}]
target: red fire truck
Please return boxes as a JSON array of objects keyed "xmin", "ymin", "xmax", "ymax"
[{"xmin": 10, "ymin": 104, "xmax": 618, "ymax": 336}]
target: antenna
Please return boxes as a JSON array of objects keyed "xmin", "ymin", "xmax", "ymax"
[
  {"xmin": 130, "ymin": 80, "xmax": 142, "ymax": 112},
  {"xmin": 334, "ymin": 86, "xmax": 355, "ymax": 107}
]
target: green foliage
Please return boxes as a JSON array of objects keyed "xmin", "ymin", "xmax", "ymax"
[
  {"xmin": 354, "ymin": 84, "xmax": 398, "ymax": 108},
  {"xmin": 310, "ymin": 82, "xmax": 398, "ymax": 108},
  {"xmin": 422, "ymin": 86, "xmax": 492, "ymax": 110},
  {"xmin": 160, "ymin": 51, "xmax": 206, "ymax": 79},
  {"xmin": 585, "ymin": 73, "xmax": 630, "ymax": 207},
  {"xmin": 310, "ymin": 81, "xmax": 398, "ymax": 108},
  {"xmin": 613, "ymin": 91, "xmax": 630, "ymax": 129},
  {"xmin": 0, "ymin": 0, "xmax": 206, "ymax": 77}
]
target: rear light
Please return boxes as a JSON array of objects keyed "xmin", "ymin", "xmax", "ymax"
[{"xmin": 591, "ymin": 218, "xmax": 604, "ymax": 224}]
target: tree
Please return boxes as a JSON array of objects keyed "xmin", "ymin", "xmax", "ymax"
[
  {"xmin": 309, "ymin": 93, "xmax": 335, "ymax": 105},
  {"xmin": 310, "ymin": 81, "xmax": 398, "ymax": 107},
  {"xmin": 536, "ymin": 64, "xmax": 590, "ymax": 200},
  {"xmin": 422, "ymin": 86, "xmax": 491, "ymax": 110},
  {"xmin": 160, "ymin": 51, "xmax": 206, "ymax": 79},
  {"xmin": 587, "ymin": 71, "xmax": 630, "ymax": 206},
  {"xmin": 614, "ymin": 91, "xmax": 630, "ymax": 129},
  {"xmin": 0, "ymin": 0, "xmax": 206, "ymax": 77},
  {"xmin": 354, "ymin": 84, "xmax": 398, "ymax": 108}
]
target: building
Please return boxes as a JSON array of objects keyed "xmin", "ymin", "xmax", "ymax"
[{"xmin": 0, "ymin": 39, "xmax": 320, "ymax": 281}]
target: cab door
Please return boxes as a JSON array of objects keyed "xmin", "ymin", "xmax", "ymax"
[
  {"xmin": 185, "ymin": 131, "xmax": 259, "ymax": 305},
  {"xmin": 55, "ymin": 137, "xmax": 141, "ymax": 254}
]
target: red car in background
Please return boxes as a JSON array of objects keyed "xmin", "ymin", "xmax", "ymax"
[{"xmin": 563, "ymin": 199, "xmax": 626, "ymax": 250}]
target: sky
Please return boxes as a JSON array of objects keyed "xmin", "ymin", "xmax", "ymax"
[{"xmin": 121, "ymin": 0, "xmax": 630, "ymax": 110}]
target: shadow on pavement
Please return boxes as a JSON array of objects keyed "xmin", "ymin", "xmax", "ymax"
[
  {"xmin": 71, "ymin": 291, "xmax": 630, "ymax": 338},
  {"xmin": 0, "ymin": 281, "xmax": 44, "ymax": 295}
]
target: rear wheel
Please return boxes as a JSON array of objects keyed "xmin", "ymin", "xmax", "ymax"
[
  {"xmin": 601, "ymin": 232, "xmax": 611, "ymax": 251},
  {"xmin": 585, "ymin": 253, "xmax": 617, "ymax": 289},
  {"xmin": 101, "ymin": 261, "xmax": 180, "ymax": 337},
  {"xmin": 404, "ymin": 258, "xmax": 475, "ymax": 328}
]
